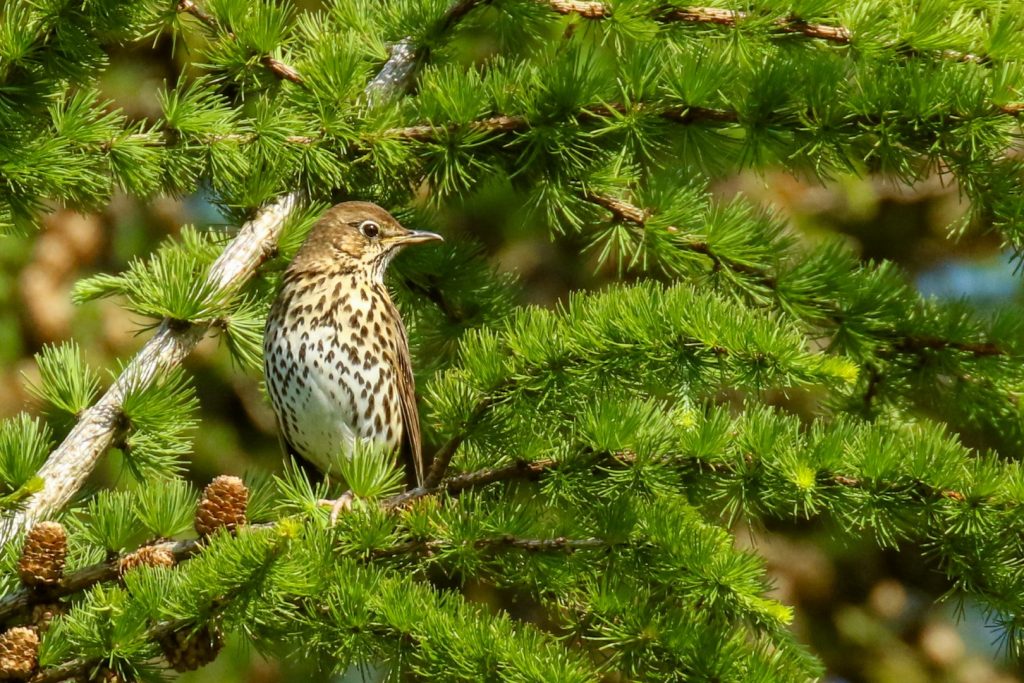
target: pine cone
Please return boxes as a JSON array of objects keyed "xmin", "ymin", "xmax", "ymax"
[
  {"xmin": 157, "ymin": 624, "xmax": 223, "ymax": 672},
  {"xmin": 0, "ymin": 627, "xmax": 38, "ymax": 679},
  {"xmin": 194, "ymin": 476, "xmax": 248, "ymax": 536},
  {"xmin": 28, "ymin": 602, "xmax": 66, "ymax": 632},
  {"xmin": 118, "ymin": 545, "xmax": 175, "ymax": 577},
  {"xmin": 18, "ymin": 521, "xmax": 67, "ymax": 588}
]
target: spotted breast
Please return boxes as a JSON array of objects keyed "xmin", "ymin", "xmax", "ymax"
[{"xmin": 263, "ymin": 274, "xmax": 403, "ymax": 474}]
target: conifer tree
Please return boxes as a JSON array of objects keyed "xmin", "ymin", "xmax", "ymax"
[{"xmin": 1, "ymin": 0, "xmax": 1023, "ymax": 680}]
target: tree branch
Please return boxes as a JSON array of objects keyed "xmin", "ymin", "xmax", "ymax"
[
  {"xmin": 584, "ymin": 191, "xmax": 774, "ymax": 282},
  {"xmin": 175, "ymin": 0, "xmax": 218, "ymax": 32},
  {"xmin": 583, "ymin": 192, "xmax": 1014, "ymax": 362},
  {"xmin": 1, "ymin": 452, "xmax": 566, "ymax": 626},
  {"xmin": 373, "ymin": 534, "xmax": 608, "ymax": 559},
  {"xmin": 0, "ymin": 537, "xmax": 204, "ymax": 624},
  {"xmin": 24, "ymin": 532, "xmax": 602, "ymax": 683},
  {"xmin": 2, "ymin": 436, "xmax": 977, "ymax": 639},
  {"xmin": 178, "ymin": 0, "xmax": 307, "ymax": 85},
  {"xmin": 0, "ymin": 195, "xmax": 300, "ymax": 546},
  {"xmin": 260, "ymin": 55, "xmax": 303, "ymax": 84},
  {"xmin": 365, "ymin": 0, "xmax": 489, "ymax": 104},
  {"xmin": 545, "ymin": 2, "xmax": 997, "ymax": 65}
]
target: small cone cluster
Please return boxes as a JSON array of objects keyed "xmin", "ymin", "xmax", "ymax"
[
  {"xmin": 118, "ymin": 545, "xmax": 175, "ymax": 577},
  {"xmin": 18, "ymin": 521, "xmax": 67, "ymax": 588},
  {"xmin": 194, "ymin": 476, "xmax": 248, "ymax": 536},
  {"xmin": 29, "ymin": 602, "xmax": 66, "ymax": 632},
  {"xmin": 157, "ymin": 623, "xmax": 223, "ymax": 672},
  {"xmin": 0, "ymin": 627, "xmax": 38, "ymax": 679}
]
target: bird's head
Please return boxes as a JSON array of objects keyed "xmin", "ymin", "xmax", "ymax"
[{"xmin": 289, "ymin": 201, "xmax": 442, "ymax": 280}]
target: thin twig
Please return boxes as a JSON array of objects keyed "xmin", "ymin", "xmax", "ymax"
[
  {"xmin": 0, "ymin": 537, "xmax": 204, "ymax": 624},
  {"xmin": 176, "ymin": 0, "xmax": 219, "ymax": 33},
  {"xmin": 585, "ymin": 192, "xmax": 774, "ymax": 282},
  {"xmin": 422, "ymin": 397, "xmax": 497, "ymax": 489},
  {"xmin": 261, "ymin": 55, "xmax": 304, "ymax": 84},
  {"xmin": 892, "ymin": 335, "xmax": 1006, "ymax": 357},
  {"xmin": 373, "ymin": 535, "xmax": 608, "ymax": 558},
  {"xmin": 545, "ymin": 2, "xmax": 997, "ymax": 64},
  {"xmin": 178, "ymin": 0, "xmax": 306, "ymax": 85}
]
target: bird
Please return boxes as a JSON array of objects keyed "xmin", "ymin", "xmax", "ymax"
[{"xmin": 263, "ymin": 201, "xmax": 442, "ymax": 512}]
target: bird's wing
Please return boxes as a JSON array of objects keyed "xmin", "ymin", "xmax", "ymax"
[
  {"xmin": 278, "ymin": 431, "xmax": 303, "ymax": 462},
  {"xmin": 387, "ymin": 299, "xmax": 428, "ymax": 488}
]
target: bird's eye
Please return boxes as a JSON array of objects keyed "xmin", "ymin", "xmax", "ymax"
[{"xmin": 359, "ymin": 220, "xmax": 380, "ymax": 238}]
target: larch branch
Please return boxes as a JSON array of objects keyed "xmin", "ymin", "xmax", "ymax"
[
  {"xmin": 545, "ymin": 2, "xmax": 998, "ymax": 65},
  {"xmin": 0, "ymin": 195, "xmax": 300, "ymax": 546}
]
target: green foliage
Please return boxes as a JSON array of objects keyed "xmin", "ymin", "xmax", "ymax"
[
  {"xmin": 337, "ymin": 443, "xmax": 405, "ymax": 500},
  {"xmin": 0, "ymin": 415, "xmax": 50, "ymax": 503},
  {"xmin": 117, "ymin": 368, "xmax": 198, "ymax": 480},
  {"xmin": 133, "ymin": 478, "xmax": 197, "ymax": 539},
  {"xmin": 26, "ymin": 341, "xmax": 101, "ymax": 418},
  {"xmin": 4, "ymin": 0, "xmax": 1024, "ymax": 680}
]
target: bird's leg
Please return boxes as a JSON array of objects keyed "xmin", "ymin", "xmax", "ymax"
[{"xmin": 319, "ymin": 490, "xmax": 355, "ymax": 525}]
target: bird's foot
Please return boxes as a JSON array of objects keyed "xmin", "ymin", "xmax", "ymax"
[{"xmin": 319, "ymin": 490, "xmax": 355, "ymax": 525}]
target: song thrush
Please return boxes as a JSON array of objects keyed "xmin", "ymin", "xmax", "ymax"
[{"xmin": 263, "ymin": 202, "xmax": 442, "ymax": 499}]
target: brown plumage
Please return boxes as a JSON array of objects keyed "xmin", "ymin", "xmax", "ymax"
[{"xmin": 263, "ymin": 202, "xmax": 442, "ymax": 488}]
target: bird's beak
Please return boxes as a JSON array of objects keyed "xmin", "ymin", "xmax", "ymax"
[{"xmin": 395, "ymin": 230, "xmax": 444, "ymax": 245}]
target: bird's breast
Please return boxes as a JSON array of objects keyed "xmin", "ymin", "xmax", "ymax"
[{"xmin": 264, "ymin": 277, "xmax": 404, "ymax": 474}]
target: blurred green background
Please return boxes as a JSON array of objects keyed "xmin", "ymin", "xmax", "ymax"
[{"xmin": 2, "ymin": 12, "xmax": 1023, "ymax": 683}]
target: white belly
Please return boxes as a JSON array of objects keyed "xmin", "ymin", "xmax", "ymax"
[{"xmin": 264, "ymin": 296, "xmax": 398, "ymax": 475}]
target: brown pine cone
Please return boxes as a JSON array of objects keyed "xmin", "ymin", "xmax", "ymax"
[
  {"xmin": 118, "ymin": 545, "xmax": 175, "ymax": 577},
  {"xmin": 157, "ymin": 623, "xmax": 223, "ymax": 672},
  {"xmin": 0, "ymin": 627, "xmax": 39, "ymax": 679},
  {"xmin": 28, "ymin": 602, "xmax": 66, "ymax": 632},
  {"xmin": 18, "ymin": 521, "xmax": 67, "ymax": 588},
  {"xmin": 194, "ymin": 476, "xmax": 248, "ymax": 536}
]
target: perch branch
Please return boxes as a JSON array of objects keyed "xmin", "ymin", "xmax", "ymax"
[{"xmin": 0, "ymin": 195, "xmax": 300, "ymax": 546}]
